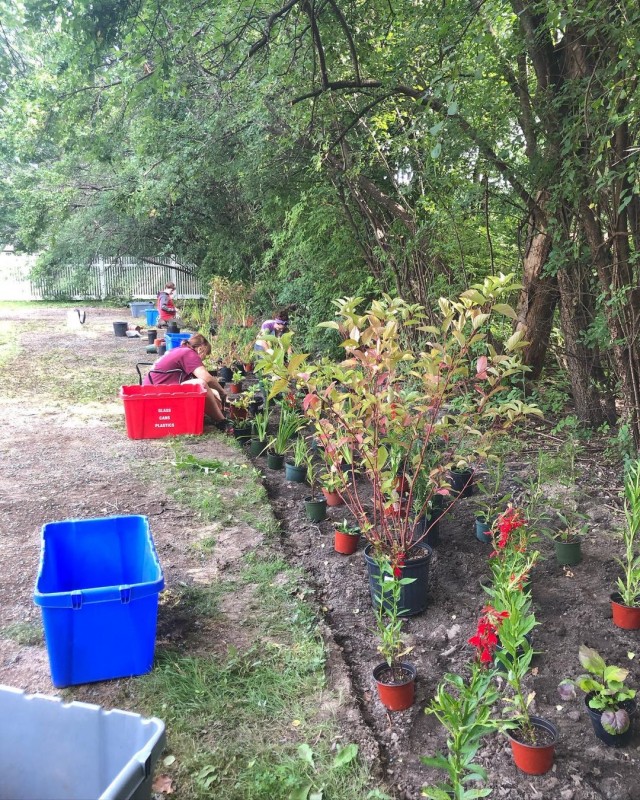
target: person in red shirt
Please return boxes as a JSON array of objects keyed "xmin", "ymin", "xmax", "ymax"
[
  {"xmin": 144, "ymin": 334, "xmax": 227, "ymax": 428},
  {"xmin": 157, "ymin": 282, "xmax": 177, "ymax": 327}
]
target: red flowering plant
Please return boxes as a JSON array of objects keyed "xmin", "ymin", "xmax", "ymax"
[
  {"xmin": 468, "ymin": 606, "xmax": 510, "ymax": 665},
  {"xmin": 482, "ymin": 505, "xmax": 541, "ymax": 742},
  {"xmin": 257, "ymin": 278, "xmax": 542, "ymax": 569}
]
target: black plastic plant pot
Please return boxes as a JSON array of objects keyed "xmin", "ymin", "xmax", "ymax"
[
  {"xmin": 475, "ymin": 517, "xmax": 492, "ymax": 543},
  {"xmin": 249, "ymin": 438, "xmax": 267, "ymax": 457},
  {"xmin": 364, "ymin": 543, "xmax": 432, "ymax": 617},
  {"xmin": 585, "ymin": 694, "xmax": 637, "ymax": 747},
  {"xmin": 448, "ymin": 468, "xmax": 475, "ymax": 498},
  {"xmin": 218, "ymin": 365, "xmax": 233, "ymax": 382},
  {"xmin": 233, "ymin": 425, "xmax": 252, "ymax": 444},
  {"xmin": 284, "ymin": 462, "xmax": 307, "ymax": 483},
  {"xmin": 266, "ymin": 452, "xmax": 285, "ymax": 470},
  {"xmin": 554, "ymin": 538, "xmax": 582, "ymax": 566},
  {"xmin": 414, "ymin": 514, "xmax": 440, "ymax": 547},
  {"xmin": 304, "ymin": 496, "xmax": 327, "ymax": 522}
]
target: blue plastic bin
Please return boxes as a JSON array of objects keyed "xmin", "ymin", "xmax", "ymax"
[
  {"xmin": 0, "ymin": 686, "xmax": 165, "ymax": 800},
  {"xmin": 129, "ymin": 301, "xmax": 154, "ymax": 318},
  {"xmin": 165, "ymin": 332, "xmax": 191, "ymax": 351},
  {"xmin": 33, "ymin": 515, "xmax": 164, "ymax": 688},
  {"xmin": 144, "ymin": 308, "xmax": 159, "ymax": 326}
]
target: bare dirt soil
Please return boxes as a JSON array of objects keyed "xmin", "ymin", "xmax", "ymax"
[{"xmin": 1, "ymin": 305, "xmax": 639, "ymax": 800}]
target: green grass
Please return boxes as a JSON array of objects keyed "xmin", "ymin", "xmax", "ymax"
[
  {"xmin": 130, "ymin": 446, "xmax": 386, "ymax": 800},
  {"xmin": 0, "ymin": 621, "xmax": 43, "ymax": 646}
]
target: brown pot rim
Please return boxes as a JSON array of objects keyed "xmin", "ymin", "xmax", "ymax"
[{"xmin": 372, "ymin": 661, "xmax": 416, "ymax": 687}]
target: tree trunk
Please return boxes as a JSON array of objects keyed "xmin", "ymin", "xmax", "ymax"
[
  {"xmin": 515, "ymin": 203, "xmax": 559, "ymax": 379},
  {"xmin": 580, "ymin": 200, "xmax": 640, "ymax": 447},
  {"xmin": 556, "ymin": 264, "xmax": 607, "ymax": 427}
]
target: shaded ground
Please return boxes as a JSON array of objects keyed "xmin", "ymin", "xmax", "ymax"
[{"xmin": 0, "ymin": 304, "xmax": 638, "ymax": 800}]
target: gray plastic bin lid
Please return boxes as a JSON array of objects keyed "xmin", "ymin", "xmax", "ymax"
[{"xmin": 0, "ymin": 685, "xmax": 165, "ymax": 800}]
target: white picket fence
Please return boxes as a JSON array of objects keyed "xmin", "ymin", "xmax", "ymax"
[{"xmin": 0, "ymin": 249, "xmax": 206, "ymax": 300}]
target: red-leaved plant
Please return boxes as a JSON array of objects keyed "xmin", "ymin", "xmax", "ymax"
[{"xmin": 258, "ymin": 277, "xmax": 541, "ymax": 562}]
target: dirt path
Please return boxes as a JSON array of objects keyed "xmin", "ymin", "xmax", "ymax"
[{"xmin": 1, "ymin": 305, "xmax": 639, "ymax": 800}]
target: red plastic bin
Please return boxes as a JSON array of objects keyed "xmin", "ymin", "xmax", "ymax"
[{"xmin": 120, "ymin": 384, "xmax": 206, "ymax": 439}]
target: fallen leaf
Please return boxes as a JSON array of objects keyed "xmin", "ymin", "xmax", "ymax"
[
  {"xmin": 152, "ymin": 774, "xmax": 174, "ymax": 794},
  {"xmin": 628, "ymin": 652, "xmax": 635, "ymax": 660},
  {"xmin": 163, "ymin": 755, "xmax": 176, "ymax": 767},
  {"xmin": 291, "ymin": 719, "xmax": 301, "ymax": 727}
]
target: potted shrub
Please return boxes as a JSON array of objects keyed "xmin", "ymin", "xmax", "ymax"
[
  {"xmin": 334, "ymin": 518, "xmax": 361, "ymax": 555},
  {"xmin": 371, "ymin": 556, "xmax": 416, "ymax": 712},
  {"xmin": 559, "ymin": 645, "xmax": 637, "ymax": 747},
  {"xmin": 285, "ymin": 436, "xmax": 308, "ymax": 483},
  {"xmin": 611, "ymin": 459, "xmax": 640, "ymax": 629},
  {"xmin": 228, "ymin": 392, "xmax": 252, "ymax": 422},
  {"xmin": 259, "ymin": 277, "xmax": 543, "ymax": 615},
  {"xmin": 267, "ymin": 403, "xmax": 304, "ymax": 470},
  {"xmin": 319, "ymin": 467, "xmax": 347, "ymax": 507}
]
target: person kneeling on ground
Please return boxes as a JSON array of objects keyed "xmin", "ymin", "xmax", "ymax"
[
  {"xmin": 254, "ymin": 310, "xmax": 288, "ymax": 354},
  {"xmin": 143, "ymin": 334, "xmax": 227, "ymax": 429}
]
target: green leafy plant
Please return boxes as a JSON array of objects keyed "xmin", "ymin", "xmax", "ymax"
[
  {"xmin": 335, "ymin": 518, "xmax": 360, "ymax": 536},
  {"xmin": 232, "ymin": 370, "xmax": 244, "ymax": 384},
  {"xmin": 269, "ymin": 404, "xmax": 304, "ymax": 455},
  {"xmin": 319, "ymin": 466, "xmax": 347, "ymax": 493},
  {"xmin": 422, "ymin": 665, "xmax": 501, "ymax": 800},
  {"xmin": 540, "ymin": 503, "xmax": 589, "ymax": 543},
  {"xmin": 372, "ymin": 556, "xmax": 414, "ymax": 674},
  {"xmin": 473, "ymin": 458, "xmax": 512, "ymax": 524},
  {"xmin": 290, "ymin": 435, "xmax": 309, "ymax": 468},
  {"xmin": 559, "ymin": 646, "xmax": 636, "ymax": 735},
  {"xmin": 616, "ymin": 459, "xmax": 640, "ymax": 607},
  {"xmin": 252, "ymin": 396, "xmax": 270, "ymax": 443}
]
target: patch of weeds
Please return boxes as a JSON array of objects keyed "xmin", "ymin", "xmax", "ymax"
[
  {"xmin": 0, "ymin": 321, "xmax": 18, "ymax": 371},
  {"xmin": 191, "ymin": 536, "xmax": 217, "ymax": 553},
  {"xmin": 534, "ymin": 449, "xmax": 568, "ymax": 483},
  {"xmin": 169, "ymin": 483, "xmax": 229, "ymax": 521},
  {"xmin": 244, "ymin": 512, "xmax": 281, "ymax": 538},
  {"xmin": 0, "ymin": 621, "xmax": 43, "ymax": 646},
  {"xmin": 163, "ymin": 584, "xmax": 221, "ymax": 619}
]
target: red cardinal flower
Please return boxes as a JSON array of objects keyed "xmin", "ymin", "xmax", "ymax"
[
  {"xmin": 468, "ymin": 607, "xmax": 509, "ymax": 665},
  {"xmin": 393, "ymin": 552, "xmax": 406, "ymax": 578}
]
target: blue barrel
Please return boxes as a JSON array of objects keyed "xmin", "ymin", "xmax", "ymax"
[{"xmin": 145, "ymin": 308, "xmax": 159, "ymax": 326}]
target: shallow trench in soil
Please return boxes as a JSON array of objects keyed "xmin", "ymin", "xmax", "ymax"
[{"xmin": 1, "ymin": 305, "xmax": 638, "ymax": 800}]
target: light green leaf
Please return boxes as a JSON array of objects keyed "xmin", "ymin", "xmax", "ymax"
[
  {"xmin": 492, "ymin": 303, "xmax": 517, "ymax": 320},
  {"xmin": 289, "ymin": 784, "xmax": 311, "ymax": 800},
  {"xmin": 298, "ymin": 743, "xmax": 315, "ymax": 768},
  {"xmin": 333, "ymin": 743, "xmax": 358, "ymax": 768}
]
